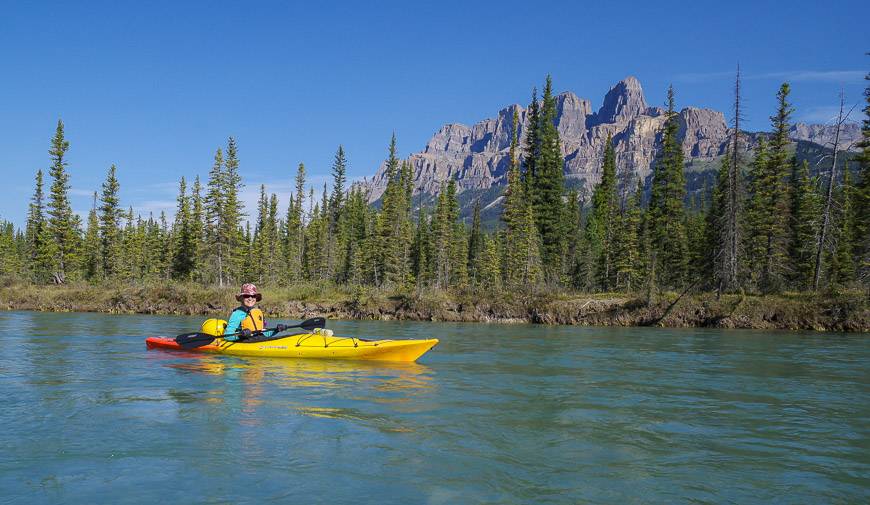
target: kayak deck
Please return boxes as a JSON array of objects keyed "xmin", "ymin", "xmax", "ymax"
[{"xmin": 146, "ymin": 333, "xmax": 438, "ymax": 362}]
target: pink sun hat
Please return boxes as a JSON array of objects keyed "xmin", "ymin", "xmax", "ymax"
[{"xmin": 235, "ymin": 283, "xmax": 262, "ymax": 301}]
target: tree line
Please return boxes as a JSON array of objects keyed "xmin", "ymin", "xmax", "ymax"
[{"xmin": 1, "ymin": 73, "xmax": 868, "ymax": 297}]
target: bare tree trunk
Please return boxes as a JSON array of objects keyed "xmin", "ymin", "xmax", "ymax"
[
  {"xmin": 726, "ymin": 65, "xmax": 743, "ymax": 290},
  {"xmin": 812, "ymin": 92, "xmax": 845, "ymax": 291}
]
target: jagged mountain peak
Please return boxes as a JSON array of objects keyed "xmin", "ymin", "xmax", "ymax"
[{"xmin": 593, "ymin": 76, "xmax": 648, "ymax": 125}]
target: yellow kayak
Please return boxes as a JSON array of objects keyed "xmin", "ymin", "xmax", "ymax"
[{"xmin": 146, "ymin": 332, "xmax": 439, "ymax": 362}]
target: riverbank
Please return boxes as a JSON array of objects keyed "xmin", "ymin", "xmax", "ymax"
[{"xmin": 1, "ymin": 282, "xmax": 867, "ymax": 332}]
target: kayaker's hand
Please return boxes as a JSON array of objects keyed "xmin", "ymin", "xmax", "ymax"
[
  {"xmin": 275, "ymin": 324, "xmax": 288, "ymax": 332},
  {"xmin": 238, "ymin": 329, "xmax": 252, "ymax": 340}
]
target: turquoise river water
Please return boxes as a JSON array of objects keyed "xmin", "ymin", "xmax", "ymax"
[{"xmin": 0, "ymin": 311, "xmax": 867, "ymax": 504}]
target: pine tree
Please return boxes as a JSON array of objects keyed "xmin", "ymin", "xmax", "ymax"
[
  {"xmin": 205, "ymin": 148, "xmax": 226, "ymax": 285},
  {"xmin": 503, "ymin": 108, "xmax": 542, "ymax": 288},
  {"xmin": 829, "ymin": 167, "xmax": 856, "ymax": 286},
  {"xmin": 748, "ymin": 83, "xmax": 793, "ymax": 292},
  {"xmin": 375, "ymin": 134, "xmax": 412, "ymax": 287},
  {"xmin": 855, "ymin": 71, "xmax": 870, "ymax": 290},
  {"xmin": 329, "ymin": 145, "xmax": 347, "ymax": 229},
  {"xmin": 611, "ymin": 176, "xmax": 643, "ymax": 292},
  {"xmin": 99, "ymin": 164, "xmax": 122, "ymax": 278},
  {"xmin": 523, "ymin": 89, "xmax": 540, "ymax": 198},
  {"xmin": 479, "ymin": 233, "xmax": 502, "ymax": 290},
  {"xmin": 222, "ymin": 137, "xmax": 245, "ymax": 283},
  {"xmin": 26, "ymin": 169, "xmax": 51, "ymax": 282},
  {"xmin": 786, "ymin": 160, "xmax": 821, "ymax": 289},
  {"xmin": 648, "ymin": 86, "xmax": 688, "ymax": 290},
  {"xmin": 587, "ymin": 134, "xmax": 619, "ymax": 290},
  {"xmin": 82, "ymin": 193, "xmax": 101, "ymax": 281},
  {"xmin": 190, "ymin": 175, "xmax": 205, "ymax": 282},
  {"xmin": 45, "ymin": 119, "xmax": 79, "ymax": 283},
  {"xmin": 467, "ymin": 199, "xmax": 483, "ymax": 283},
  {"xmin": 172, "ymin": 177, "xmax": 196, "ymax": 279},
  {"xmin": 285, "ymin": 162, "xmax": 307, "ymax": 281},
  {"xmin": 535, "ymin": 76, "xmax": 566, "ymax": 282},
  {"xmin": 0, "ymin": 221, "xmax": 22, "ymax": 278}
]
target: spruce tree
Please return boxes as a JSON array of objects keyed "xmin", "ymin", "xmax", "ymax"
[
  {"xmin": 222, "ymin": 137, "xmax": 245, "ymax": 283},
  {"xmin": 171, "ymin": 177, "xmax": 196, "ymax": 280},
  {"xmin": 828, "ymin": 168, "xmax": 856, "ymax": 286},
  {"xmin": 467, "ymin": 199, "xmax": 483, "ymax": 283},
  {"xmin": 613, "ymin": 178, "xmax": 643, "ymax": 292},
  {"xmin": 45, "ymin": 119, "xmax": 78, "ymax": 283},
  {"xmin": 587, "ymin": 134, "xmax": 619, "ymax": 290},
  {"xmin": 787, "ymin": 160, "xmax": 821, "ymax": 289},
  {"xmin": 479, "ymin": 233, "xmax": 502, "ymax": 290},
  {"xmin": 523, "ymin": 89, "xmax": 540, "ymax": 198},
  {"xmin": 648, "ymin": 86, "xmax": 688, "ymax": 290},
  {"xmin": 99, "ymin": 164, "xmax": 122, "ymax": 278},
  {"xmin": 329, "ymin": 145, "xmax": 347, "ymax": 229},
  {"xmin": 751, "ymin": 84, "xmax": 794, "ymax": 292},
  {"xmin": 855, "ymin": 71, "xmax": 870, "ymax": 290},
  {"xmin": 190, "ymin": 175, "xmax": 205, "ymax": 282},
  {"xmin": 26, "ymin": 169, "xmax": 51, "ymax": 282},
  {"xmin": 205, "ymin": 148, "xmax": 226, "ymax": 285},
  {"xmin": 82, "ymin": 193, "xmax": 101, "ymax": 281},
  {"xmin": 535, "ymin": 75, "xmax": 566, "ymax": 282}
]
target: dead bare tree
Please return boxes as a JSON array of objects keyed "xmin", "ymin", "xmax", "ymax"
[
  {"xmin": 812, "ymin": 91, "xmax": 857, "ymax": 290},
  {"xmin": 715, "ymin": 65, "xmax": 744, "ymax": 293}
]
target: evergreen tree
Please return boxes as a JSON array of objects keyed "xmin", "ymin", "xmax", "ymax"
[
  {"xmin": 204, "ymin": 148, "xmax": 226, "ymax": 285},
  {"xmin": 222, "ymin": 137, "xmax": 245, "ymax": 282},
  {"xmin": 747, "ymin": 83, "xmax": 793, "ymax": 292},
  {"xmin": 535, "ymin": 76, "xmax": 566, "ymax": 282},
  {"xmin": 479, "ymin": 233, "xmax": 502, "ymax": 290},
  {"xmin": 45, "ymin": 119, "xmax": 79, "ymax": 283},
  {"xmin": 26, "ymin": 169, "xmax": 52, "ymax": 281},
  {"xmin": 190, "ymin": 175, "xmax": 205, "ymax": 282},
  {"xmin": 648, "ymin": 85, "xmax": 688, "ymax": 290},
  {"xmin": 829, "ymin": 168, "xmax": 856, "ymax": 286},
  {"xmin": 467, "ymin": 199, "xmax": 483, "ymax": 283},
  {"xmin": 787, "ymin": 160, "xmax": 821, "ymax": 289},
  {"xmin": 503, "ymin": 108, "xmax": 542, "ymax": 288},
  {"xmin": 82, "ymin": 193, "xmax": 101, "ymax": 281},
  {"xmin": 99, "ymin": 164, "xmax": 122, "ymax": 278},
  {"xmin": 613, "ymin": 178, "xmax": 643, "ymax": 292},
  {"xmin": 855, "ymin": 71, "xmax": 870, "ymax": 290},
  {"xmin": 329, "ymin": 145, "xmax": 347, "ymax": 229},
  {"xmin": 0, "ymin": 221, "xmax": 22, "ymax": 277},
  {"xmin": 587, "ymin": 134, "xmax": 619, "ymax": 290},
  {"xmin": 523, "ymin": 89, "xmax": 540, "ymax": 197},
  {"xmin": 375, "ymin": 134, "xmax": 412, "ymax": 287},
  {"xmin": 281, "ymin": 163, "xmax": 306, "ymax": 282},
  {"xmin": 171, "ymin": 177, "xmax": 196, "ymax": 279}
]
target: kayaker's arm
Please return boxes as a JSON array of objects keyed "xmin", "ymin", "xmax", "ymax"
[{"xmin": 223, "ymin": 310, "xmax": 247, "ymax": 341}]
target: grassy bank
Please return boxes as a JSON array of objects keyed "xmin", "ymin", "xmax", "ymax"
[{"xmin": 1, "ymin": 281, "xmax": 867, "ymax": 332}]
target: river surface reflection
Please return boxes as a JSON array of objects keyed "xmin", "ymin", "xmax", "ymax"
[{"xmin": 0, "ymin": 311, "xmax": 867, "ymax": 504}]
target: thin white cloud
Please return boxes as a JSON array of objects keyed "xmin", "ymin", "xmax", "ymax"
[
  {"xmin": 675, "ymin": 69, "xmax": 865, "ymax": 83},
  {"xmin": 797, "ymin": 106, "xmax": 845, "ymax": 124},
  {"xmin": 747, "ymin": 70, "xmax": 865, "ymax": 82}
]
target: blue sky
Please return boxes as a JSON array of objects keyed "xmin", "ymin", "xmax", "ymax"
[{"xmin": 1, "ymin": 0, "xmax": 867, "ymax": 227}]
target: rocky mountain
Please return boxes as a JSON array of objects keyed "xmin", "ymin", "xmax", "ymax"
[{"xmin": 361, "ymin": 76, "xmax": 862, "ymax": 209}]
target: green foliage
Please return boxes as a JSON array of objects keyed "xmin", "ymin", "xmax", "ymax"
[
  {"xmin": 648, "ymin": 86, "xmax": 688, "ymax": 289},
  {"xmin": 745, "ymin": 84, "xmax": 793, "ymax": 292},
  {"xmin": 45, "ymin": 119, "xmax": 80, "ymax": 282},
  {"xmin": 99, "ymin": 164, "xmax": 122, "ymax": 278},
  {"xmin": 586, "ymin": 134, "xmax": 619, "ymax": 290},
  {"xmin": 787, "ymin": 161, "xmax": 822, "ymax": 289}
]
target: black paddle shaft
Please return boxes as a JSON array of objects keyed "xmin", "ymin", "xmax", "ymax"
[{"xmin": 173, "ymin": 317, "xmax": 326, "ymax": 349}]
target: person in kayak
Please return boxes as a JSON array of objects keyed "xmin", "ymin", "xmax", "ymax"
[{"xmin": 223, "ymin": 283, "xmax": 287, "ymax": 341}]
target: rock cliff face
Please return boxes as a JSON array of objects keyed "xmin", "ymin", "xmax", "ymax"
[{"xmin": 362, "ymin": 77, "xmax": 861, "ymax": 203}]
